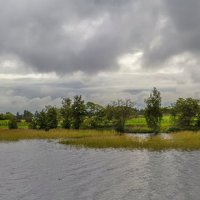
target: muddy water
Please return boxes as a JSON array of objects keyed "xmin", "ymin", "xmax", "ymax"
[{"xmin": 0, "ymin": 140, "xmax": 200, "ymax": 200}]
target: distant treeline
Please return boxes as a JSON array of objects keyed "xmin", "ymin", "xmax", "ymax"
[{"xmin": 2, "ymin": 88, "xmax": 200, "ymax": 133}]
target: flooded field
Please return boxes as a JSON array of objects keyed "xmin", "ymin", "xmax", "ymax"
[{"xmin": 1, "ymin": 140, "xmax": 200, "ymax": 200}]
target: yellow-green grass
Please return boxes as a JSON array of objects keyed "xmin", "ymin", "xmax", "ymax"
[
  {"xmin": 61, "ymin": 131, "xmax": 200, "ymax": 151},
  {"xmin": 0, "ymin": 120, "xmax": 29, "ymax": 129},
  {"xmin": 125, "ymin": 115, "xmax": 172, "ymax": 132},
  {"xmin": 1, "ymin": 129, "xmax": 200, "ymax": 151},
  {"xmin": 0, "ymin": 129, "xmax": 116, "ymax": 142}
]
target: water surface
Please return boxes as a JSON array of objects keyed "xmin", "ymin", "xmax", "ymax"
[{"xmin": 0, "ymin": 140, "xmax": 200, "ymax": 200}]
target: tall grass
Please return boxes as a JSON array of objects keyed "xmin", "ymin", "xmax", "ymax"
[
  {"xmin": 61, "ymin": 131, "xmax": 200, "ymax": 151},
  {"xmin": 1, "ymin": 129, "xmax": 200, "ymax": 151},
  {"xmin": 0, "ymin": 129, "xmax": 116, "ymax": 142}
]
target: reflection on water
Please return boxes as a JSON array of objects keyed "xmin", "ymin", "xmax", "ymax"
[{"xmin": 0, "ymin": 140, "xmax": 200, "ymax": 200}]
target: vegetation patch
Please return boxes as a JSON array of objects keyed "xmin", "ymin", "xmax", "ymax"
[
  {"xmin": 1, "ymin": 129, "xmax": 200, "ymax": 151},
  {"xmin": 0, "ymin": 129, "xmax": 115, "ymax": 142},
  {"xmin": 60, "ymin": 131, "xmax": 200, "ymax": 151}
]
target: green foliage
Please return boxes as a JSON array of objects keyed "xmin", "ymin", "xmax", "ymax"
[
  {"xmin": 172, "ymin": 98, "xmax": 200, "ymax": 129},
  {"xmin": 23, "ymin": 110, "xmax": 33, "ymax": 123},
  {"xmin": 82, "ymin": 102, "xmax": 106, "ymax": 129},
  {"xmin": 144, "ymin": 88, "xmax": 162, "ymax": 133},
  {"xmin": 72, "ymin": 95, "xmax": 85, "ymax": 129},
  {"xmin": 29, "ymin": 106, "xmax": 58, "ymax": 131},
  {"xmin": 61, "ymin": 131, "xmax": 200, "ymax": 151},
  {"xmin": 60, "ymin": 98, "xmax": 72, "ymax": 129},
  {"xmin": 46, "ymin": 106, "xmax": 58, "ymax": 130},
  {"xmin": 105, "ymin": 99, "xmax": 135, "ymax": 132},
  {"xmin": 8, "ymin": 117, "xmax": 18, "ymax": 129}
]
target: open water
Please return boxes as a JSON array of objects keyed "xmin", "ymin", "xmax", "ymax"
[{"xmin": 0, "ymin": 140, "xmax": 200, "ymax": 200}]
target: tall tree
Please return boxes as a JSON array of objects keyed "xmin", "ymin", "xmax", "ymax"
[
  {"xmin": 72, "ymin": 95, "xmax": 85, "ymax": 129},
  {"xmin": 23, "ymin": 110, "xmax": 33, "ymax": 123},
  {"xmin": 8, "ymin": 116, "xmax": 18, "ymax": 129},
  {"xmin": 29, "ymin": 107, "xmax": 58, "ymax": 131},
  {"xmin": 60, "ymin": 98, "xmax": 72, "ymax": 129},
  {"xmin": 172, "ymin": 98, "xmax": 199, "ymax": 129},
  {"xmin": 144, "ymin": 87, "xmax": 162, "ymax": 133},
  {"xmin": 45, "ymin": 106, "xmax": 58, "ymax": 130},
  {"xmin": 105, "ymin": 99, "xmax": 135, "ymax": 132},
  {"xmin": 82, "ymin": 102, "xmax": 105, "ymax": 129}
]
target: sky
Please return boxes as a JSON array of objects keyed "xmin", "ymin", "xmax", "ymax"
[{"xmin": 1, "ymin": 0, "xmax": 200, "ymax": 113}]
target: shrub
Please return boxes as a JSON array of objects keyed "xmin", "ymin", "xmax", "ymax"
[{"xmin": 8, "ymin": 118, "xmax": 18, "ymax": 129}]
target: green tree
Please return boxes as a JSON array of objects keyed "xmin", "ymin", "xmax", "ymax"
[
  {"xmin": 112, "ymin": 99, "xmax": 135, "ymax": 132},
  {"xmin": 37, "ymin": 110, "xmax": 48, "ymax": 130},
  {"xmin": 144, "ymin": 87, "xmax": 162, "ymax": 133},
  {"xmin": 105, "ymin": 99, "xmax": 135, "ymax": 132},
  {"xmin": 46, "ymin": 106, "xmax": 58, "ymax": 130},
  {"xmin": 172, "ymin": 98, "xmax": 199, "ymax": 129},
  {"xmin": 83, "ymin": 102, "xmax": 105, "ymax": 128},
  {"xmin": 72, "ymin": 95, "xmax": 85, "ymax": 129},
  {"xmin": 60, "ymin": 98, "xmax": 72, "ymax": 129},
  {"xmin": 29, "ymin": 107, "xmax": 58, "ymax": 131},
  {"xmin": 8, "ymin": 117, "xmax": 18, "ymax": 129},
  {"xmin": 23, "ymin": 110, "xmax": 33, "ymax": 123}
]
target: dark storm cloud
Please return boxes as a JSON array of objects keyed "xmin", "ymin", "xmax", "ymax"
[
  {"xmin": 143, "ymin": 0, "xmax": 200, "ymax": 70},
  {"xmin": 0, "ymin": 0, "xmax": 161, "ymax": 74}
]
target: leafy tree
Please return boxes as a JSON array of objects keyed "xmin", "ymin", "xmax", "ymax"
[
  {"xmin": 105, "ymin": 99, "xmax": 135, "ymax": 132},
  {"xmin": 60, "ymin": 98, "xmax": 72, "ymax": 129},
  {"xmin": 29, "ymin": 107, "xmax": 58, "ymax": 131},
  {"xmin": 144, "ymin": 87, "xmax": 162, "ymax": 133},
  {"xmin": 46, "ymin": 106, "xmax": 58, "ymax": 130},
  {"xmin": 72, "ymin": 95, "xmax": 85, "ymax": 129},
  {"xmin": 23, "ymin": 110, "xmax": 33, "ymax": 123},
  {"xmin": 5, "ymin": 112, "xmax": 15, "ymax": 120},
  {"xmin": 172, "ymin": 98, "xmax": 199, "ymax": 129},
  {"xmin": 37, "ymin": 110, "xmax": 48, "ymax": 130},
  {"xmin": 8, "ymin": 117, "xmax": 18, "ymax": 129},
  {"xmin": 83, "ymin": 102, "xmax": 105, "ymax": 128},
  {"xmin": 16, "ymin": 112, "xmax": 22, "ymax": 122},
  {"xmin": 28, "ymin": 111, "xmax": 38, "ymax": 129},
  {"xmin": 0, "ymin": 113, "xmax": 5, "ymax": 120}
]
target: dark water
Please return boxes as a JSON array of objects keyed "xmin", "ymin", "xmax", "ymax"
[{"xmin": 0, "ymin": 141, "xmax": 200, "ymax": 200}]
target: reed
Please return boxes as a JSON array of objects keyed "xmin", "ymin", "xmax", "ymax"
[
  {"xmin": 0, "ymin": 129, "xmax": 116, "ymax": 141},
  {"xmin": 1, "ymin": 129, "xmax": 200, "ymax": 151},
  {"xmin": 61, "ymin": 131, "xmax": 200, "ymax": 151}
]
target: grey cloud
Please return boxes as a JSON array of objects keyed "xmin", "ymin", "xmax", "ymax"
[
  {"xmin": 1, "ymin": 0, "xmax": 200, "ymax": 113},
  {"xmin": 0, "ymin": 0, "xmax": 161, "ymax": 74},
  {"xmin": 143, "ymin": 0, "xmax": 200, "ymax": 70}
]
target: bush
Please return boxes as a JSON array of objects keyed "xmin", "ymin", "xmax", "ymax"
[
  {"xmin": 8, "ymin": 118, "xmax": 18, "ymax": 129},
  {"xmin": 166, "ymin": 127, "xmax": 181, "ymax": 133}
]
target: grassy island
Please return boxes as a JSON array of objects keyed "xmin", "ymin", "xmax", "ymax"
[{"xmin": 1, "ymin": 129, "xmax": 200, "ymax": 151}]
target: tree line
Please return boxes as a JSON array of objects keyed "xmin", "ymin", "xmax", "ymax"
[{"xmin": 3, "ymin": 88, "xmax": 200, "ymax": 133}]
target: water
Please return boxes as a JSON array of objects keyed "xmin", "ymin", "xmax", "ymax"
[{"xmin": 0, "ymin": 140, "xmax": 200, "ymax": 200}]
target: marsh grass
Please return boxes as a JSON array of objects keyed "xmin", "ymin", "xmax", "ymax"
[
  {"xmin": 1, "ymin": 129, "xmax": 200, "ymax": 151},
  {"xmin": 0, "ymin": 129, "xmax": 116, "ymax": 142},
  {"xmin": 61, "ymin": 131, "xmax": 200, "ymax": 151}
]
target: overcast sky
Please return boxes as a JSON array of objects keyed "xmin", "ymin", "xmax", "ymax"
[{"xmin": 1, "ymin": 0, "xmax": 200, "ymax": 113}]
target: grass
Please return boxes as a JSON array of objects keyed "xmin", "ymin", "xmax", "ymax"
[
  {"xmin": 1, "ymin": 128, "xmax": 200, "ymax": 150},
  {"xmin": 61, "ymin": 131, "xmax": 200, "ymax": 151},
  {"xmin": 0, "ymin": 129, "xmax": 115, "ymax": 142},
  {"xmin": 0, "ymin": 120, "xmax": 29, "ymax": 129},
  {"xmin": 125, "ymin": 115, "xmax": 172, "ymax": 132},
  {"xmin": 0, "ymin": 120, "xmax": 9, "ymax": 129}
]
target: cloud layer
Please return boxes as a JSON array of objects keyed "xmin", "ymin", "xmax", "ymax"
[{"xmin": 1, "ymin": 0, "xmax": 200, "ymax": 112}]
